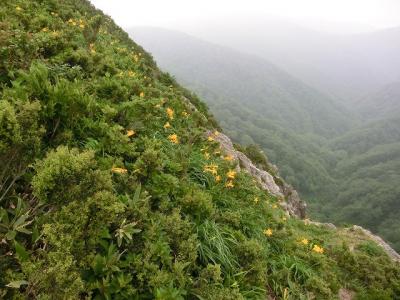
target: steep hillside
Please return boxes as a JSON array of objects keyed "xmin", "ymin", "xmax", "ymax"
[
  {"xmin": 131, "ymin": 27, "xmax": 355, "ymax": 137},
  {"xmin": 357, "ymin": 82, "xmax": 400, "ymax": 120},
  {"xmin": 130, "ymin": 27, "xmax": 352, "ymax": 195},
  {"xmin": 1, "ymin": 1, "xmax": 400, "ymax": 299},
  {"xmin": 312, "ymin": 118, "xmax": 400, "ymax": 250},
  {"xmin": 129, "ymin": 27, "xmax": 400, "ymax": 252},
  {"xmin": 180, "ymin": 20, "xmax": 400, "ymax": 104}
]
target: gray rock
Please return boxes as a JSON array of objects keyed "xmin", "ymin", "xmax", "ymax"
[
  {"xmin": 208, "ymin": 131, "xmax": 307, "ymax": 218},
  {"xmin": 350, "ymin": 225, "xmax": 400, "ymax": 262}
]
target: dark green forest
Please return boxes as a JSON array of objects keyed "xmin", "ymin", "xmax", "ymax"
[{"xmin": 131, "ymin": 27, "xmax": 400, "ymax": 251}]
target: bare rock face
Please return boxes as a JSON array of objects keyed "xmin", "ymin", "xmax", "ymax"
[
  {"xmin": 349, "ymin": 225, "xmax": 400, "ymax": 262},
  {"xmin": 208, "ymin": 131, "xmax": 306, "ymax": 218},
  {"xmin": 338, "ymin": 288, "xmax": 354, "ymax": 300}
]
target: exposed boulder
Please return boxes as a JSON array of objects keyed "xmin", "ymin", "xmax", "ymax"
[
  {"xmin": 208, "ymin": 131, "xmax": 307, "ymax": 218},
  {"xmin": 349, "ymin": 225, "xmax": 400, "ymax": 262}
]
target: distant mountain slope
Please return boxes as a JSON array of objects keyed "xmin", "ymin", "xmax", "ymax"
[
  {"xmin": 130, "ymin": 27, "xmax": 355, "ymax": 138},
  {"xmin": 317, "ymin": 117, "xmax": 400, "ymax": 250},
  {"xmin": 182, "ymin": 20, "xmax": 400, "ymax": 104},
  {"xmin": 129, "ymin": 27, "xmax": 356, "ymax": 195},
  {"xmin": 357, "ymin": 82, "xmax": 400, "ymax": 120},
  {"xmin": 129, "ymin": 27, "xmax": 400, "ymax": 252}
]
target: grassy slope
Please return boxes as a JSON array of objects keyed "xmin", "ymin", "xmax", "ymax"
[
  {"xmin": 0, "ymin": 0, "xmax": 399, "ymax": 299},
  {"xmin": 131, "ymin": 27, "xmax": 400, "ymax": 252}
]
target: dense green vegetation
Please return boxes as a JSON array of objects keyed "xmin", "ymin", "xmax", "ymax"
[
  {"xmin": 1, "ymin": 1, "xmax": 400, "ymax": 299},
  {"xmin": 131, "ymin": 28, "xmax": 400, "ymax": 252}
]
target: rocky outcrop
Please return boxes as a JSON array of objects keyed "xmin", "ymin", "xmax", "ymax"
[
  {"xmin": 205, "ymin": 131, "xmax": 400, "ymax": 262},
  {"xmin": 349, "ymin": 225, "xmax": 400, "ymax": 262},
  {"xmin": 208, "ymin": 131, "xmax": 307, "ymax": 218}
]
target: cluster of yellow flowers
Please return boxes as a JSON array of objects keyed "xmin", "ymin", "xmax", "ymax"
[
  {"xmin": 203, "ymin": 152, "xmax": 211, "ymax": 160},
  {"xmin": 264, "ymin": 228, "xmax": 273, "ymax": 237},
  {"xmin": 126, "ymin": 130, "xmax": 135, "ymax": 137},
  {"xmin": 50, "ymin": 12, "xmax": 59, "ymax": 17},
  {"xmin": 203, "ymin": 164, "xmax": 218, "ymax": 176},
  {"xmin": 312, "ymin": 245, "xmax": 324, "ymax": 254},
  {"xmin": 89, "ymin": 43, "xmax": 96, "ymax": 54},
  {"xmin": 225, "ymin": 170, "xmax": 236, "ymax": 188},
  {"xmin": 298, "ymin": 238, "xmax": 324, "ymax": 254},
  {"xmin": 132, "ymin": 54, "xmax": 140, "ymax": 62},
  {"xmin": 300, "ymin": 238, "xmax": 309, "ymax": 245},
  {"xmin": 168, "ymin": 134, "xmax": 179, "ymax": 144},
  {"xmin": 223, "ymin": 154, "xmax": 234, "ymax": 161},
  {"xmin": 112, "ymin": 167, "xmax": 128, "ymax": 174},
  {"xmin": 166, "ymin": 107, "xmax": 174, "ymax": 120},
  {"xmin": 116, "ymin": 47, "xmax": 128, "ymax": 53},
  {"xmin": 67, "ymin": 18, "xmax": 86, "ymax": 29}
]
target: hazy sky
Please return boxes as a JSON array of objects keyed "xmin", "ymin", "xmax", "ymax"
[{"xmin": 90, "ymin": 0, "xmax": 400, "ymax": 33}]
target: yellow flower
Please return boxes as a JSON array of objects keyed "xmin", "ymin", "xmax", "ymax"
[
  {"xmin": 15, "ymin": 6, "xmax": 22, "ymax": 11},
  {"xmin": 72, "ymin": 21, "xmax": 77, "ymax": 26},
  {"xmin": 166, "ymin": 107, "xmax": 174, "ymax": 120},
  {"xmin": 139, "ymin": 92, "xmax": 145, "ymax": 98},
  {"xmin": 254, "ymin": 197, "xmax": 259, "ymax": 204},
  {"xmin": 223, "ymin": 155, "xmax": 234, "ymax": 161},
  {"xmin": 163, "ymin": 122, "xmax": 171, "ymax": 129},
  {"xmin": 126, "ymin": 130, "xmax": 135, "ymax": 137},
  {"xmin": 41, "ymin": 27, "xmax": 48, "ymax": 32},
  {"xmin": 203, "ymin": 164, "xmax": 218, "ymax": 175},
  {"xmin": 215, "ymin": 175, "xmax": 221, "ymax": 182},
  {"xmin": 112, "ymin": 167, "xmax": 128, "ymax": 174},
  {"xmin": 133, "ymin": 54, "xmax": 139, "ymax": 62},
  {"xmin": 128, "ymin": 71, "xmax": 135, "ymax": 77},
  {"xmin": 272, "ymin": 204, "xmax": 278, "ymax": 209},
  {"xmin": 207, "ymin": 136, "xmax": 215, "ymax": 142},
  {"xmin": 226, "ymin": 170, "xmax": 236, "ymax": 180},
  {"xmin": 168, "ymin": 134, "xmax": 179, "ymax": 144},
  {"xmin": 282, "ymin": 217, "xmax": 287, "ymax": 222},
  {"xmin": 90, "ymin": 49, "xmax": 96, "ymax": 54},
  {"xmin": 204, "ymin": 152, "xmax": 210, "ymax": 160},
  {"xmin": 182, "ymin": 111, "xmax": 189, "ymax": 117},
  {"xmin": 225, "ymin": 181, "xmax": 234, "ymax": 188},
  {"xmin": 68, "ymin": 18, "xmax": 74, "ymax": 23},
  {"xmin": 79, "ymin": 24, "xmax": 85, "ymax": 29},
  {"xmin": 300, "ymin": 238, "xmax": 309, "ymax": 245},
  {"xmin": 312, "ymin": 245, "xmax": 324, "ymax": 254},
  {"xmin": 214, "ymin": 130, "xmax": 220, "ymax": 136},
  {"xmin": 264, "ymin": 228, "xmax": 273, "ymax": 237}
]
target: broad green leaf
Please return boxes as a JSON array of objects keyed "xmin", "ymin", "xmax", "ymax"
[{"xmin": 6, "ymin": 280, "xmax": 28, "ymax": 289}]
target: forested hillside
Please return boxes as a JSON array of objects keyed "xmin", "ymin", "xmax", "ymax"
[
  {"xmin": 180, "ymin": 20, "xmax": 400, "ymax": 104},
  {"xmin": 357, "ymin": 82, "xmax": 400, "ymax": 120},
  {"xmin": 131, "ymin": 27, "xmax": 400, "ymax": 252},
  {"xmin": 130, "ymin": 27, "xmax": 351, "ymax": 195}
]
